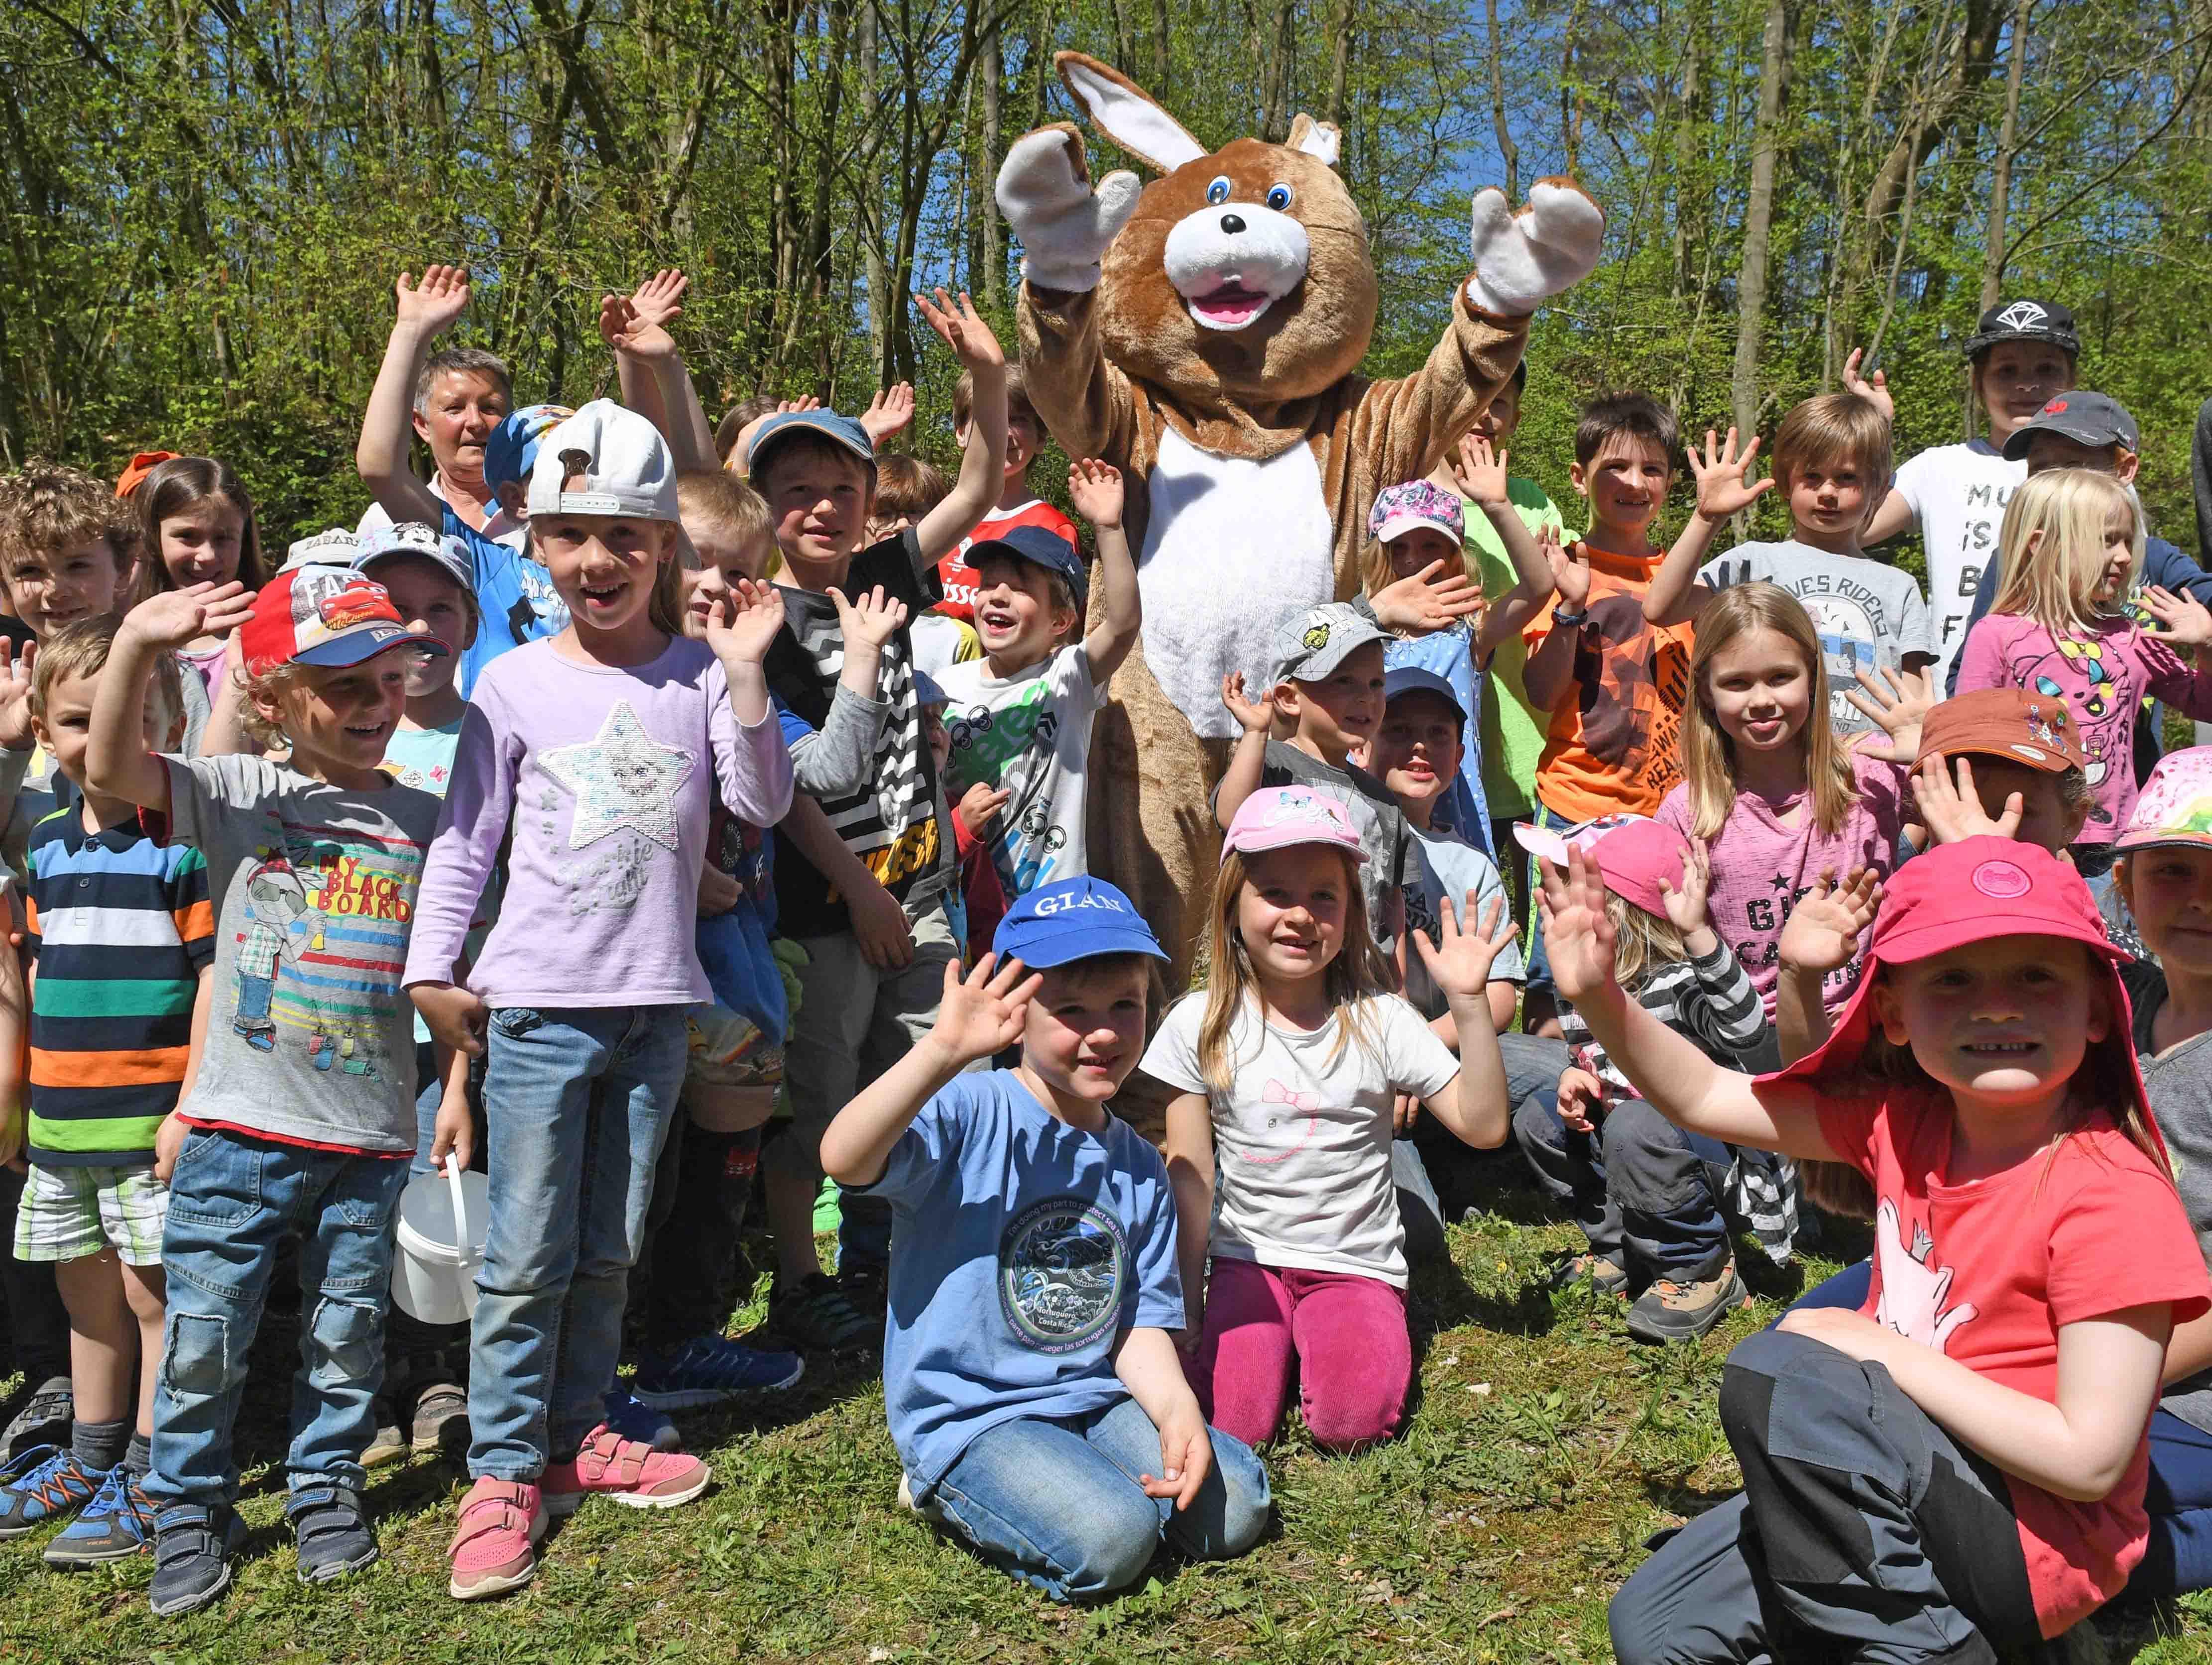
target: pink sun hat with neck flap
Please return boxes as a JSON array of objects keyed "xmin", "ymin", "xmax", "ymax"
[
  {"xmin": 1222, "ymin": 786, "xmax": 1368, "ymax": 865},
  {"xmin": 2116, "ymin": 748, "xmax": 2212, "ymax": 854},
  {"xmin": 1514, "ymin": 813, "xmax": 1688, "ymax": 920}
]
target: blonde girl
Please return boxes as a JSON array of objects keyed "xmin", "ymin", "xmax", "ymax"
[
  {"xmin": 1559, "ymin": 834, "xmax": 2208, "ymax": 1660},
  {"xmin": 1957, "ymin": 467, "xmax": 2212, "ymax": 859},
  {"xmin": 1658, "ymin": 583, "xmax": 1925, "ymax": 1017},
  {"xmin": 1144, "ymin": 786, "xmax": 1513, "ymax": 1452}
]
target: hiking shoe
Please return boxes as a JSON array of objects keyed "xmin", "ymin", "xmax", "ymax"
[
  {"xmin": 836, "ymin": 1258, "xmax": 888, "ymax": 1318},
  {"xmin": 362, "ymin": 1395, "xmax": 408, "ymax": 1469},
  {"xmin": 43, "ymin": 1465, "xmax": 155, "ymax": 1566},
  {"xmin": 288, "ymin": 1481, "xmax": 377, "ymax": 1583},
  {"xmin": 543, "ymin": 1425, "xmax": 709, "ymax": 1517},
  {"xmin": 633, "ymin": 1334, "xmax": 806, "ymax": 1409},
  {"xmin": 602, "ymin": 1386, "xmax": 681, "ymax": 1453},
  {"xmin": 0, "ymin": 1376, "xmax": 72, "ymax": 1460},
  {"xmin": 769, "ymin": 1273, "xmax": 880, "ymax": 1354},
  {"xmin": 149, "ymin": 1504, "xmax": 247, "ymax": 1617},
  {"xmin": 1550, "ymin": 1251, "xmax": 1629, "ymax": 1297},
  {"xmin": 411, "ymin": 1380, "xmax": 470, "ymax": 1456},
  {"xmin": 0, "ymin": 1445, "xmax": 99, "ymax": 1537},
  {"xmin": 1625, "ymin": 1258, "xmax": 1751, "ymax": 1343},
  {"xmin": 448, "ymin": 1477, "xmax": 545, "ymax": 1601}
]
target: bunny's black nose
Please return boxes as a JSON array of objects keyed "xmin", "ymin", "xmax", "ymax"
[{"xmin": 1219, "ymin": 214, "xmax": 1246, "ymax": 235}]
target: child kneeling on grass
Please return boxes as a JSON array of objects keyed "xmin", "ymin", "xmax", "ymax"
[{"xmin": 820, "ymin": 876, "xmax": 1270, "ymax": 1602}]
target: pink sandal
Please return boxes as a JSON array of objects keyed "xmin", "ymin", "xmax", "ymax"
[
  {"xmin": 543, "ymin": 1425, "xmax": 710, "ymax": 1516},
  {"xmin": 448, "ymin": 1477, "xmax": 546, "ymax": 1600}
]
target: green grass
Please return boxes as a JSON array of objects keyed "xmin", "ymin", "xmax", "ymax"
[{"xmin": 6, "ymin": 1162, "xmax": 2212, "ymax": 1663}]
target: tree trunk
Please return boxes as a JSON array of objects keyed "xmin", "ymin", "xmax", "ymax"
[
  {"xmin": 1732, "ymin": 0, "xmax": 1792, "ymax": 440},
  {"xmin": 859, "ymin": 0, "xmax": 890, "ymax": 383},
  {"xmin": 1258, "ymin": 0, "xmax": 1296, "ymax": 143},
  {"xmin": 1979, "ymin": 0, "xmax": 2032, "ymax": 311},
  {"xmin": 981, "ymin": 15, "xmax": 1005, "ymax": 312},
  {"xmin": 1485, "ymin": 0, "xmax": 1519, "ymax": 202},
  {"xmin": 1669, "ymin": 21, "xmax": 1703, "ymax": 302}
]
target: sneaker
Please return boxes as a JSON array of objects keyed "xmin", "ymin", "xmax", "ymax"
[
  {"xmin": 448, "ymin": 1477, "xmax": 545, "ymax": 1601},
  {"xmin": 1550, "ymin": 1251, "xmax": 1629, "ymax": 1297},
  {"xmin": 601, "ymin": 1387, "xmax": 681, "ymax": 1453},
  {"xmin": 0, "ymin": 1445, "xmax": 100, "ymax": 1537},
  {"xmin": 361, "ymin": 1395, "xmax": 408, "ymax": 1469},
  {"xmin": 633, "ymin": 1334, "xmax": 806, "ymax": 1409},
  {"xmin": 894, "ymin": 1471, "xmax": 944, "ymax": 1525},
  {"xmin": 149, "ymin": 1504, "xmax": 247, "ymax": 1618},
  {"xmin": 1625, "ymin": 1258, "xmax": 1751, "ymax": 1343},
  {"xmin": 411, "ymin": 1380, "xmax": 469, "ymax": 1456},
  {"xmin": 769, "ymin": 1273, "xmax": 880, "ymax": 1354},
  {"xmin": 0, "ymin": 1376, "xmax": 72, "ymax": 1460},
  {"xmin": 42, "ymin": 1465, "xmax": 154, "ymax": 1566},
  {"xmin": 543, "ymin": 1425, "xmax": 709, "ymax": 1517},
  {"xmin": 288, "ymin": 1481, "xmax": 378, "ymax": 1583},
  {"xmin": 836, "ymin": 1258, "xmax": 888, "ymax": 1318}
]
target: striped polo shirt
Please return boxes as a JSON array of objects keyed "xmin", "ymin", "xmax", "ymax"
[{"xmin": 24, "ymin": 805, "xmax": 215, "ymax": 1165}]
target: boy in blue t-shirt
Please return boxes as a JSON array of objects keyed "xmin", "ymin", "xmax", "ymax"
[{"xmin": 820, "ymin": 877, "xmax": 1270, "ymax": 1601}]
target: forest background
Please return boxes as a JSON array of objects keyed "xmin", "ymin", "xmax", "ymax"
[{"xmin": 0, "ymin": 0, "xmax": 2206, "ymax": 567}]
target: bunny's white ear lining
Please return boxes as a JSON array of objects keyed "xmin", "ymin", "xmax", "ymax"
[
  {"xmin": 1288, "ymin": 115, "xmax": 1342, "ymax": 168},
  {"xmin": 1057, "ymin": 54, "xmax": 1208, "ymax": 174}
]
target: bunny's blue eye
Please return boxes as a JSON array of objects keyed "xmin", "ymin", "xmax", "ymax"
[
  {"xmin": 1265, "ymin": 183, "xmax": 1294, "ymax": 211},
  {"xmin": 1205, "ymin": 177, "xmax": 1232, "ymax": 205}
]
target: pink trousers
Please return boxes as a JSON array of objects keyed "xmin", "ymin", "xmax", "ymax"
[{"xmin": 1186, "ymin": 1256, "xmax": 1410, "ymax": 1452}]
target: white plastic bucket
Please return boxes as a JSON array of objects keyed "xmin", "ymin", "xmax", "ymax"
[{"xmin": 392, "ymin": 1163, "xmax": 489, "ymax": 1325}]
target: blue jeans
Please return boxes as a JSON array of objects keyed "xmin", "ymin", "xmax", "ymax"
[
  {"xmin": 145, "ymin": 1127, "xmax": 409, "ymax": 1509},
  {"xmin": 930, "ymin": 1396, "xmax": 1272, "ymax": 1602},
  {"xmin": 468, "ymin": 1005, "xmax": 688, "ymax": 1481},
  {"xmin": 1513, "ymin": 1090, "xmax": 1736, "ymax": 1280}
]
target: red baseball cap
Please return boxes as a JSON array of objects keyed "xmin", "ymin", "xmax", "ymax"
[
  {"xmin": 238, "ymin": 565, "xmax": 448, "ymax": 677},
  {"xmin": 1514, "ymin": 814, "xmax": 1689, "ymax": 920}
]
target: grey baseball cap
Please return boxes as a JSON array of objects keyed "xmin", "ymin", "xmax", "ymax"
[
  {"xmin": 353, "ymin": 522, "xmax": 481, "ymax": 620},
  {"xmin": 2002, "ymin": 391, "xmax": 2140, "ymax": 460},
  {"xmin": 1271, "ymin": 602, "xmax": 1388, "ymax": 685}
]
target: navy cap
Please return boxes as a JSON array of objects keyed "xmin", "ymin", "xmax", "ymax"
[
  {"xmin": 2002, "ymin": 391, "xmax": 2139, "ymax": 460},
  {"xmin": 969, "ymin": 524, "xmax": 1088, "ymax": 613},
  {"xmin": 992, "ymin": 876, "xmax": 1167, "ymax": 969},
  {"xmin": 747, "ymin": 410, "xmax": 876, "ymax": 486},
  {"xmin": 1383, "ymin": 665, "xmax": 1467, "ymax": 725}
]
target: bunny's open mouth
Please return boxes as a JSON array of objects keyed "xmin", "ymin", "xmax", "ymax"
[{"xmin": 1184, "ymin": 279, "xmax": 1278, "ymax": 329}]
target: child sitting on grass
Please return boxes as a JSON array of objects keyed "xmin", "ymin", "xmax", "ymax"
[{"xmin": 820, "ymin": 877, "xmax": 1271, "ymax": 1601}]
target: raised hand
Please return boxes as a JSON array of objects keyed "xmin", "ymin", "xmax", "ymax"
[
  {"xmin": 597, "ymin": 292, "xmax": 675, "ymax": 362},
  {"xmin": 1845, "ymin": 664, "xmax": 1935, "ymax": 763},
  {"xmin": 828, "ymin": 583, "xmax": 909, "ymax": 655},
  {"xmin": 926, "ymin": 952, "xmax": 1043, "ymax": 1068},
  {"xmin": 1688, "ymin": 427, "xmax": 1775, "ymax": 522},
  {"xmin": 1411, "ymin": 892, "xmax": 1515, "ymax": 1004},
  {"xmin": 1467, "ymin": 179, "xmax": 1606, "ymax": 317},
  {"xmin": 729, "ymin": 396, "xmax": 824, "ymax": 474},
  {"xmin": 1221, "ymin": 671, "xmax": 1277, "ymax": 736},
  {"xmin": 1371, "ymin": 560, "xmax": 1484, "ymax": 635},
  {"xmin": 628, "ymin": 268, "xmax": 690, "ymax": 332},
  {"xmin": 0, "ymin": 640, "xmax": 36, "ymax": 752},
  {"xmin": 1448, "ymin": 431, "xmax": 1511, "ymax": 507},
  {"xmin": 958, "ymin": 779, "xmax": 1011, "ymax": 837},
  {"xmin": 1656, "ymin": 837, "xmax": 1713, "ymax": 938},
  {"xmin": 1777, "ymin": 867, "xmax": 1880, "ymax": 975},
  {"xmin": 859, "ymin": 383, "xmax": 917, "ymax": 447},
  {"xmin": 705, "ymin": 577, "xmax": 788, "ymax": 665},
  {"xmin": 913, "ymin": 288, "xmax": 1006, "ymax": 373},
  {"xmin": 1537, "ymin": 847, "xmax": 1620, "ymax": 1008},
  {"xmin": 122, "ymin": 582, "xmax": 255, "ymax": 655},
  {"xmin": 1067, "ymin": 457, "xmax": 1125, "ymax": 529},
  {"xmin": 2141, "ymin": 585, "xmax": 2212, "ymax": 646},
  {"xmin": 1912, "ymin": 755, "xmax": 2023, "ymax": 845},
  {"xmin": 995, "ymin": 126, "xmax": 1142, "ymax": 294},
  {"xmin": 1545, "ymin": 531, "xmax": 1591, "ymax": 613},
  {"xmin": 1841, "ymin": 347, "xmax": 1896, "ymax": 423},
  {"xmin": 394, "ymin": 264, "xmax": 470, "ymax": 336}
]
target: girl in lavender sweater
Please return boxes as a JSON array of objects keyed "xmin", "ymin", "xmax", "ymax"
[{"xmin": 403, "ymin": 402, "xmax": 796, "ymax": 1600}]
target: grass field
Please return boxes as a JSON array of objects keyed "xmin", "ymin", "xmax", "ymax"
[{"xmin": 4, "ymin": 1157, "xmax": 2212, "ymax": 1664}]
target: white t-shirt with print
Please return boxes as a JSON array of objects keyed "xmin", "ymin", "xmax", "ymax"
[
  {"xmin": 935, "ymin": 644, "xmax": 1103, "ymax": 900},
  {"xmin": 1140, "ymin": 992, "xmax": 1462, "ymax": 1287},
  {"xmin": 1892, "ymin": 439, "xmax": 2025, "ymax": 685}
]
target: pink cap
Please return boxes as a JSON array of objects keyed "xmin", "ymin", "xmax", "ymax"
[
  {"xmin": 1513, "ymin": 814, "xmax": 1688, "ymax": 919},
  {"xmin": 1222, "ymin": 786, "xmax": 1369, "ymax": 865}
]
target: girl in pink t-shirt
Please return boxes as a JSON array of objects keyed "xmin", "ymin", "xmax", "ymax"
[
  {"xmin": 1658, "ymin": 583, "xmax": 1923, "ymax": 1016},
  {"xmin": 1547, "ymin": 836, "xmax": 2209, "ymax": 1658}
]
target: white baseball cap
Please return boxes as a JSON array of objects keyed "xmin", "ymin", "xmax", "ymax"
[{"xmin": 525, "ymin": 399, "xmax": 680, "ymax": 523}]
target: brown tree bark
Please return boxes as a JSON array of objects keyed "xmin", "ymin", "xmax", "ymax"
[
  {"xmin": 1979, "ymin": 0, "xmax": 2032, "ymax": 311},
  {"xmin": 1732, "ymin": 0, "xmax": 1793, "ymax": 439}
]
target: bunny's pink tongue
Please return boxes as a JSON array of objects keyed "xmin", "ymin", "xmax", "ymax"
[{"xmin": 1189, "ymin": 283, "xmax": 1271, "ymax": 326}]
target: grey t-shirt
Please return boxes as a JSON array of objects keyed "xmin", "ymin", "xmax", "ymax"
[
  {"xmin": 1699, "ymin": 541, "xmax": 1934, "ymax": 735},
  {"xmin": 2131, "ymin": 960, "xmax": 2212, "ymax": 1433},
  {"xmin": 1255, "ymin": 738, "xmax": 1409, "ymax": 955},
  {"xmin": 165, "ymin": 752, "xmax": 443, "ymax": 1153},
  {"xmin": 1403, "ymin": 823, "xmax": 1522, "ymax": 1018}
]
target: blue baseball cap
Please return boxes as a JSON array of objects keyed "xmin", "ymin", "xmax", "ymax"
[
  {"xmin": 1383, "ymin": 665, "xmax": 1467, "ymax": 725},
  {"xmin": 483, "ymin": 403, "xmax": 575, "ymax": 491},
  {"xmin": 992, "ymin": 877, "xmax": 1167, "ymax": 969},
  {"xmin": 747, "ymin": 410, "xmax": 876, "ymax": 486},
  {"xmin": 969, "ymin": 524, "xmax": 1089, "ymax": 613}
]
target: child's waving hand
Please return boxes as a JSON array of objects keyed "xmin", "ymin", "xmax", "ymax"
[
  {"xmin": 1221, "ymin": 671, "xmax": 1277, "ymax": 735},
  {"xmin": 1841, "ymin": 347, "xmax": 1895, "ymax": 422},
  {"xmin": 1067, "ymin": 457, "xmax": 1125, "ymax": 529},
  {"xmin": 1448, "ymin": 431, "xmax": 1511, "ymax": 507},
  {"xmin": 1544, "ymin": 529, "xmax": 1589, "ymax": 613},
  {"xmin": 0, "ymin": 640, "xmax": 36, "ymax": 753},
  {"xmin": 705, "ymin": 578, "xmax": 788, "ymax": 665},
  {"xmin": 829, "ymin": 583, "xmax": 910, "ymax": 654},
  {"xmin": 1538, "ymin": 847, "xmax": 1621, "ymax": 1008},
  {"xmin": 628, "ymin": 268, "xmax": 689, "ymax": 332},
  {"xmin": 1656, "ymin": 837, "xmax": 1714, "ymax": 938},
  {"xmin": 1411, "ymin": 892, "xmax": 1515, "ymax": 1003},
  {"xmin": 1777, "ymin": 867, "xmax": 1881, "ymax": 976},
  {"xmin": 923, "ymin": 953, "xmax": 1044, "ymax": 1070},
  {"xmin": 124, "ymin": 582, "xmax": 256, "ymax": 654},
  {"xmin": 394, "ymin": 264, "xmax": 470, "ymax": 335},
  {"xmin": 1912, "ymin": 755, "xmax": 2022, "ymax": 845},
  {"xmin": 1688, "ymin": 427, "xmax": 1774, "ymax": 522},
  {"xmin": 1844, "ymin": 664, "xmax": 1936, "ymax": 763},
  {"xmin": 859, "ymin": 382, "xmax": 917, "ymax": 447},
  {"xmin": 1371, "ymin": 561, "xmax": 1484, "ymax": 634},
  {"xmin": 2141, "ymin": 585, "xmax": 2212, "ymax": 646},
  {"xmin": 913, "ymin": 288, "xmax": 1006, "ymax": 372}
]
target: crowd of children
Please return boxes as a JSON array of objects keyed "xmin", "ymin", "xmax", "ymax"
[{"xmin": 0, "ymin": 272, "xmax": 2210, "ymax": 1659}]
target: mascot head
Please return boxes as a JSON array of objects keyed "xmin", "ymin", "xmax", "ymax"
[{"xmin": 1057, "ymin": 54, "xmax": 1379, "ymax": 407}]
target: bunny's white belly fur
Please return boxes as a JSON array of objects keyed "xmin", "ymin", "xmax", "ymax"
[{"xmin": 1136, "ymin": 426, "xmax": 1336, "ymax": 741}]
